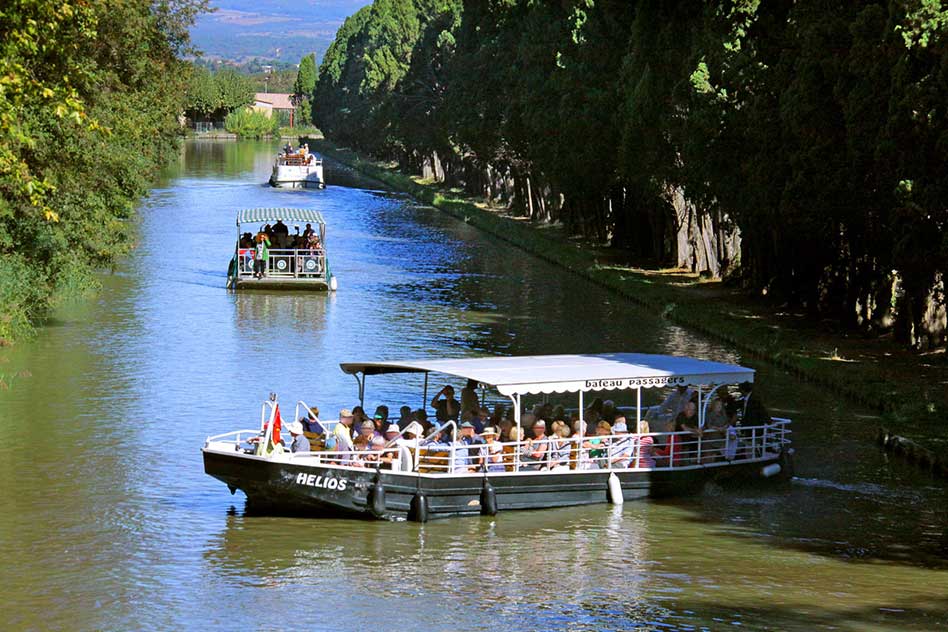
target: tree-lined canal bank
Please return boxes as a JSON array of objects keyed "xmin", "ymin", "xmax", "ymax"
[
  {"xmin": 0, "ymin": 140, "xmax": 945, "ymax": 630},
  {"xmin": 309, "ymin": 138, "xmax": 948, "ymax": 476}
]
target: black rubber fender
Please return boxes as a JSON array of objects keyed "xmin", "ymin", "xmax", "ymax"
[
  {"xmin": 368, "ymin": 472, "xmax": 386, "ymax": 518},
  {"xmin": 480, "ymin": 478, "xmax": 498, "ymax": 516},
  {"xmin": 408, "ymin": 491, "xmax": 428, "ymax": 522}
]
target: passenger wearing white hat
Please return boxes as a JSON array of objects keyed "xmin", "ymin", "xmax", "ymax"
[
  {"xmin": 286, "ymin": 421, "xmax": 310, "ymax": 453},
  {"xmin": 481, "ymin": 427, "xmax": 504, "ymax": 472},
  {"xmin": 397, "ymin": 421, "xmax": 424, "ymax": 449},
  {"xmin": 608, "ymin": 416, "xmax": 633, "ymax": 468},
  {"xmin": 384, "ymin": 424, "xmax": 400, "ymax": 441}
]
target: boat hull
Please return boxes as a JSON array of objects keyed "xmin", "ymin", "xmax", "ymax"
[
  {"xmin": 203, "ymin": 448, "xmax": 782, "ymax": 520},
  {"xmin": 231, "ymin": 277, "xmax": 333, "ymax": 291}
]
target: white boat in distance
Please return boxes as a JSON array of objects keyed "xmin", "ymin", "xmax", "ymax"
[
  {"xmin": 270, "ymin": 150, "xmax": 325, "ymax": 189},
  {"xmin": 203, "ymin": 353, "xmax": 794, "ymax": 521}
]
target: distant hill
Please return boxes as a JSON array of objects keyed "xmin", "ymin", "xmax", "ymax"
[{"xmin": 190, "ymin": 0, "xmax": 371, "ymax": 65}]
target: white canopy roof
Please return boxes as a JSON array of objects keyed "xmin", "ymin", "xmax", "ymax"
[{"xmin": 340, "ymin": 353, "xmax": 754, "ymax": 397}]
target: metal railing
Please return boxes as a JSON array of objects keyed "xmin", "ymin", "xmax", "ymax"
[
  {"xmin": 212, "ymin": 419, "xmax": 791, "ymax": 474},
  {"xmin": 235, "ymin": 248, "xmax": 327, "ymax": 279}
]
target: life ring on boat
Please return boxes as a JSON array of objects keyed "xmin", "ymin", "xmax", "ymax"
[
  {"xmin": 303, "ymin": 256, "xmax": 322, "ymax": 274},
  {"xmin": 275, "ymin": 258, "xmax": 288, "ymax": 272}
]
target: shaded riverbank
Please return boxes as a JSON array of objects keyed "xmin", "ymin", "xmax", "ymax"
[{"xmin": 309, "ymin": 138, "xmax": 948, "ymax": 476}]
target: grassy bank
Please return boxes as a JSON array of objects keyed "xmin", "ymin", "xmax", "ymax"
[{"xmin": 309, "ymin": 139, "xmax": 948, "ymax": 477}]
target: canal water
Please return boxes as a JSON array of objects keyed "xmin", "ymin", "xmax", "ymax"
[{"xmin": 0, "ymin": 140, "xmax": 945, "ymax": 630}]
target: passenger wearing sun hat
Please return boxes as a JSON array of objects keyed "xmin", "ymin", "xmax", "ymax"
[
  {"xmin": 481, "ymin": 427, "xmax": 504, "ymax": 472},
  {"xmin": 608, "ymin": 416, "xmax": 633, "ymax": 468},
  {"xmin": 286, "ymin": 421, "xmax": 310, "ymax": 453},
  {"xmin": 384, "ymin": 424, "xmax": 400, "ymax": 441}
]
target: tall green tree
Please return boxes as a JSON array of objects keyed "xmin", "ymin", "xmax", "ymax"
[{"xmin": 294, "ymin": 53, "xmax": 317, "ymax": 124}]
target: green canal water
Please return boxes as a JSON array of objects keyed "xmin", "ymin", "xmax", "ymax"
[{"xmin": 0, "ymin": 140, "xmax": 945, "ymax": 631}]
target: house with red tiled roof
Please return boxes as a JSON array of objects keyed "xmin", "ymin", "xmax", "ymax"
[{"xmin": 253, "ymin": 92, "xmax": 297, "ymax": 126}]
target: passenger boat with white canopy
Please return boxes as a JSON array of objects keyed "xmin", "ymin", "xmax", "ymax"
[
  {"xmin": 226, "ymin": 207, "xmax": 337, "ymax": 291},
  {"xmin": 203, "ymin": 353, "xmax": 793, "ymax": 521}
]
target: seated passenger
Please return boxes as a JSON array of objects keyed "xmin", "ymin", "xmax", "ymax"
[
  {"xmin": 398, "ymin": 421, "xmax": 424, "ymax": 448},
  {"xmin": 506, "ymin": 426, "xmax": 524, "ymax": 469},
  {"xmin": 362, "ymin": 436, "xmax": 387, "ymax": 466},
  {"xmin": 372, "ymin": 404, "xmax": 388, "ymax": 428},
  {"xmin": 654, "ymin": 411, "xmax": 701, "ymax": 466},
  {"xmin": 397, "ymin": 405, "xmax": 413, "ymax": 429},
  {"xmin": 475, "ymin": 407, "xmax": 490, "ymax": 431},
  {"xmin": 299, "ymin": 407, "xmax": 324, "ymax": 450},
  {"xmin": 635, "ymin": 420, "xmax": 656, "ymax": 468},
  {"xmin": 411, "ymin": 409, "xmax": 430, "ymax": 433},
  {"xmin": 422, "ymin": 422, "xmax": 449, "ymax": 447},
  {"xmin": 481, "ymin": 427, "xmax": 505, "ymax": 472},
  {"xmin": 459, "ymin": 421, "xmax": 485, "ymax": 471},
  {"xmin": 286, "ymin": 421, "xmax": 310, "ymax": 453},
  {"xmin": 648, "ymin": 385, "xmax": 694, "ymax": 431},
  {"xmin": 302, "ymin": 223, "xmax": 315, "ymax": 241},
  {"xmin": 548, "ymin": 421, "xmax": 572, "ymax": 470},
  {"xmin": 372, "ymin": 412, "xmax": 386, "ymax": 435},
  {"xmin": 384, "ymin": 424, "xmax": 401, "ymax": 444},
  {"xmin": 589, "ymin": 420, "xmax": 612, "ymax": 469},
  {"xmin": 521, "ymin": 420, "xmax": 549, "ymax": 471},
  {"xmin": 352, "ymin": 406, "xmax": 371, "ymax": 431},
  {"xmin": 463, "ymin": 408, "xmax": 482, "ymax": 433},
  {"xmin": 357, "ymin": 420, "xmax": 380, "ymax": 445},
  {"xmin": 490, "ymin": 404, "xmax": 505, "ymax": 426},
  {"xmin": 551, "ymin": 405, "xmax": 566, "ymax": 423},
  {"xmin": 601, "ymin": 400, "xmax": 618, "ymax": 424},
  {"xmin": 607, "ymin": 418, "xmax": 633, "ymax": 468},
  {"xmin": 352, "ymin": 434, "xmax": 371, "ymax": 456},
  {"xmin": 498, "ymin": 418, "xmax": 514, "ymax": 442}
]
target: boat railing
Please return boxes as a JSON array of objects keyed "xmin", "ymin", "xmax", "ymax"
[
  {"xmin": 276, "ymin": 155, "xmax": 321, "ymax": 167},
  {"xmin": 234, "ymin": 248, "xmax": 327, "ymax": 279},
  {"xmin": 205, "ymin": 429, "xmax": 264, "ymax": 447},
  {"xmin": 213, "ymin": 419, "xmax": 791, "ymax": 473}
]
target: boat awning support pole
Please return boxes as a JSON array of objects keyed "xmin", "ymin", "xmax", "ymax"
[
  {"xmin": 636, "ymin": 387, "xmax": 641, "ymax": 430},
  {"xmin": 352, "ymin": 373, "xmax": 365, "ymax": 409},
  {"xmin": 578, "ymin": 390, "xmax": 585, "ymax": 469},
  {"xmin": 423, "ymin": 372, "xmax": 429, "ymax": 412},
  {"xmin": 513, "ymin": 394, "xmax": 521, "ymax": 472}
]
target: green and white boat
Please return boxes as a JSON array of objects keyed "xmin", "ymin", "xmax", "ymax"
[{"xmin": 226, "ymin": 207, "xmax": 338, "ymax": 291}]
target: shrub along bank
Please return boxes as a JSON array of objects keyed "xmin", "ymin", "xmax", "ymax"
[{"xmin": 309, "ymin": 138, "xmax": 948, "ymax": 477}]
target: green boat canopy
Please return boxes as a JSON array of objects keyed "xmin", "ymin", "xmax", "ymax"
[{"xmin": 236, "ymin": 208, "xmax": 326, "ymax": 226}]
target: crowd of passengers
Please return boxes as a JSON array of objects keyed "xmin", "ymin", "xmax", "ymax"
[
  {"xmin": 278, "ymin": 379, "xmax": 775, "ymax": 472},
  {"xmin": 279, "ymin": 142, "xmax": 318, "ymax": 165},
  {"xmin": 239, "ymin": 219, "xmax": 323, "ymax": 251}
]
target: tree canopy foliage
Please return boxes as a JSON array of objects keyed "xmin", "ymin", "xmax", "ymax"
[
  {"xmin": 184, "ymin": 65, "xmax": 255, "ymax": 119},
  {"xmin": 314, "ymin": 0, "xmax": 948, "ymax": 348},
  {"xmin": 0, "ymin": 0, "xmax": 207, "ymax": 343}
]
